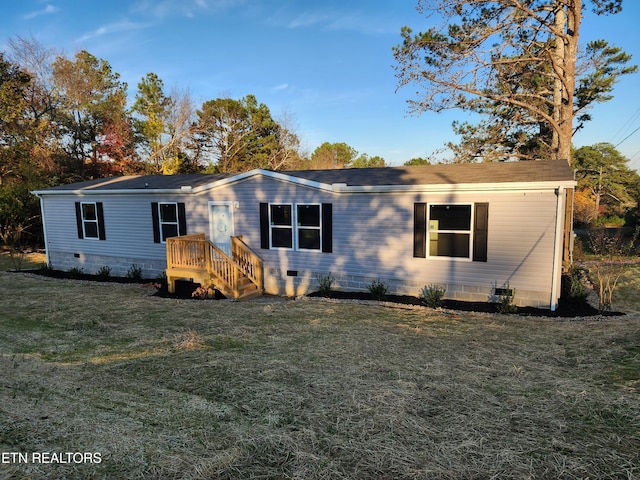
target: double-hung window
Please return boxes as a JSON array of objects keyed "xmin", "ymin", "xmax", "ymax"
[
  {"xmin": 81, "ymin": 203, "xmax": 100, "ymax": 239},
  {"xmin": 297, "ymin": 204, "xmax": 321, "ymax": 250},
  {"xmin": 270, "ymin": 204, "xmax": 293, "ymax": 249},
  {"xmin": 159, "ymin": 203, "xmax": 179, "ymax": 241},
  {"xmin": 75, "ymin": 201, "xmax": 106, "ymax": 240},
  {"xmin": 428, "ymin": 204, "xmax": 472, "ymax": 258},
  {"xmin": 151, "ymin": 202, "xmax": 187, "ymax": 243},
  {"xmin": 260, "ymin": 203, "xmax": 332, "ymax": 252},
  {"xmin": 414, "ymin": 202, "xmax": 488, "ymax": 261}
]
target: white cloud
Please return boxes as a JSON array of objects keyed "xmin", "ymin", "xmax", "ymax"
[
  {"xmin": 23, "ymin": 4, "xmax": 59, "ymax": 20},
  {"xmin": 74, "ymin": 19, "xmax": 148, "ymax": 43},
  {"xmin": 132, "ymin": 0, "xmax": 246, "ymax": 19},
  {"xmin": 271, "ymin": 83, "xmax": 289, "ymax": 93}
]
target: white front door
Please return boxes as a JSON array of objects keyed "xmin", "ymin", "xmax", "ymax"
[{"xmin": 209, "ymin": 203, "xmax": 234, "ymax": 256}]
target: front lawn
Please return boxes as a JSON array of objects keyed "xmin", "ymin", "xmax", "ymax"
[{"xmin": 0, "ymin": 272, "xmax": 638, "ymax": 479}]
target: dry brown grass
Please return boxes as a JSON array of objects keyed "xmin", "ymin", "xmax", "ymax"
[
  {"xmin": 0, "ymin": 250, "xmax": 47, "ymax": 271},
  {"xmin": 0, "ymin": 272, "xmax": 639, "ymax": 479}
]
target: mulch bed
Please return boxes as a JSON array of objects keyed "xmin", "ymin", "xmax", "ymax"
[
  {"xmin": 14, "ymin": 269, "xmax": 623, "ymax": 318},
  {"xmin": 306, "ymin": 290, "xmax": 624, "ymax": 318}
]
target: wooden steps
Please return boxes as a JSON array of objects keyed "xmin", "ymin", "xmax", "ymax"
[{"xmin": 165, "ymin": 234, "xmax": 264, "ymax": 300}]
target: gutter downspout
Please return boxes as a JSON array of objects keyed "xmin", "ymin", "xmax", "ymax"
[
  {"xmin": 34, "ymin": 193, "xmax": 50, "ymax": 267},
  {"xmin": 550, "ymin": 187, "xmax": 565, "ymax": 311}
]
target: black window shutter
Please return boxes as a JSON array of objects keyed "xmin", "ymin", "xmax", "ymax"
[
  {"xmin": 473, "ymin": 203, "xmax": 489, "ymax": 262},
  {"xmin": 151, "ymin": 202, "xmax": 161, "ymax": 243},
  {"xmin": 96, "ymin": 202, "xmax": 106, "ymax": 240},
  {"xmin": 75, "ymin": 202, "xmax": 84, "ymax": 239},
  {"xmin": 322, "ymin": 203, "xmax": 333, "ymax": 253},
  {"xmin": 259, "ymin": 203, "xmax": 270, "ymax": 249},
  {"xmin": 413, "ymin": 203, "xmax": 427, "ymax": 258},
  {"xmin": 178, "ymin": 203, "xmax": 187, "ymax": 236}
]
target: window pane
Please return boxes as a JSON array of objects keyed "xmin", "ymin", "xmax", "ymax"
[
  {"xmin": 84, "ymin": 221, "xmax": 98, "ymax": 238},
  {"xmin": 272, "ymin": 227, "xmax": 293, "ymax": 248},
  {"xmin": 82, "ymin": 203, "xmax": 97, "ymax": 221},
  {"xmin": 271, "ymin": 205, "xmax": 292, "ymax": 226},
  {"xmin": 161, "ymin": 224, "xmax": 179, "ymax": 241},
  {"xmin": 299, "ymin": 229, "xmax": 321, "ymax": 249},
  {"xmin": 160, "ymin": 204, "xmax": 178, "ymax": 222},
  {"xmin": 430, "ymin": 205, "xmax": 471, "ymax": 230},
  {"xmin": 297, "ymin": 205, "xmax": 320, "ymax": 227},
  {"xmin": 430, "ymin": 233, "xmax": 470, "ymax": 257}
]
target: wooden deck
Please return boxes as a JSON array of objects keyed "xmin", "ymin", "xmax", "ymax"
[{"xmin": 165, "ymin": 234, "xmax": 263, "ymax": 300}]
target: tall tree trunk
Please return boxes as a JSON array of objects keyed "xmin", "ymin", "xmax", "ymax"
[{"xmin": 556, "ymin": 0, "xmax": 581, "ymax": 164}]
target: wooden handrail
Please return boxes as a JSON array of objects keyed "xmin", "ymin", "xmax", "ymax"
[
  {"xmin": 166, "ymin": 234, "xmax": 263, "ymax": 298},
  {"xmin": 232, "ymin": 235, "xmax": 264, "ymax": 290}
]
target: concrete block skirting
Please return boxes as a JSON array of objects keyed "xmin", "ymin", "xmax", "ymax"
[
  {"xmin": 45, "ymin": 254, "xmax": 552, "ymax": 309},
  {"xmin": 48, "ymin": 251, "xmax": 167, "ymax": 280},
  {"xmin": 264, "ymin": 268, "xmax": 551, "ymax": 309}
]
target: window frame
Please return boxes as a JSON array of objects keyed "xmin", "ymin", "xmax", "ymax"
[
  {"xmin": 269, "ymin": 203, "xmax": 294, "ymax": 250},
  {"xmin": 158, "ymin": 202, "xmax": 179, "ymax": 244},
  {"xmin": 80, "ymin": 202, "xmax": 100, "ymax": 240},
  {"xmin": 427, "ymin": 203, "xmax": 474, "ymax": 261},
  {"xmin": 296, "ymin": 203, "xmax": 322, "ymax": 251},
  {"xmin": 267, "ymin": 203, "xmax": 324, "ymax": 251}
]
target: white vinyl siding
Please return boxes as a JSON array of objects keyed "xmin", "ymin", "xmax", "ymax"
[{"xmin": 38, "ymin": 174, "xmax": 563, "ymax": 304}]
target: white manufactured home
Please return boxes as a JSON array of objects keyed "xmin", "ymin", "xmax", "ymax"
[{"xmin": 33, "ymin": 160, "xmax": 575, "ymax": 309}]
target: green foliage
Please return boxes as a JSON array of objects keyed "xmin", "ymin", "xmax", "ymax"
[
  {"xmin": 52, "ymin": 50, "xmax": 130, "ymax": 179},
  {"xmin": 393, "ymin": 1, "xmax": 635, "ymax": 163},
  {"xmin": 196, "ymin": 94, "xmax": 281, "ymax": 173},
  {"xmin": 495, "ymin": 283, "xmax": 517, "ymax": 314},
  {"xmin": 572, "ymin": 143, "xmax": 640, "ymax": 226},
  {"xmin": 368, "ymin": 279, "xmax": 388, "ymax": 301},
  {"xmin": 404, "ymin": 157, "xmax": 430, "ymax": 166},
  {"xmin": 309, "ymin": 142, "xmax": 359, "ymax": 169},
  {"xmin": 39, "ymin": 262, "xmax": 54, "ymax": 274},
  {"xmin": 316, "ymin": 272, "xmax": 334, "ymax": 295},
  {"xmin": 420, "ymin": 284, "xmax": 446, "ymax": 308},
  {"xmin": 562, "ymin": 266, "xmax": 589, "ymax": 304},
  {"xmin": 126, "ymin": 264, "xmax": 143, "ymax": 281},
  {"xmin": 67, "ymin": 267, "xmax": 84, "ymax": 279},
  {"xmin": 96, "ymin": 266, "xmax": 111, "ymax": 280},
  {"xmin": 350, "ymin": 154, "xmax": 386, "ymax": 168}
]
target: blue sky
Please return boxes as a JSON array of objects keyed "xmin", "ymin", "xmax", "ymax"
[{"xmin": 1, "ymin": 0, "xmax": 639, "ymax": 171}]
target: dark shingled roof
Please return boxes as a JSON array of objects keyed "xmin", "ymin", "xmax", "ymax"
[
  {"xmin": 38, "ymin": 159, "xmax": 574, "ymax": 192},
  {"xmin": 284, "ymin": 159, "xmax": 574, "ymax": 186}
]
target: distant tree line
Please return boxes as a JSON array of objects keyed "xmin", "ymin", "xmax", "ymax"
[
  {"xmin": 1, "ymin": 27, "xmax": 638, "ymax": 248},
  {"xmin": 0, "ymin": 37, "xmax": 388, "ymax": 246}
]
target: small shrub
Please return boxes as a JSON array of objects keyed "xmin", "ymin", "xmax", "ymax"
[
  {"xmin": 420, "ymin": 284, "xmax": 446, "ymax": 308},
  {"xmin": 316, "ymin": 272, "xmax": 334, "ymax": 295},
  {"xmin": 588, "ymin": 227, "xmax": 639, "ymax": 312},
  {"xmin": 368, "ymin": 279, "xmax": 388, "ymax": 301},
  {"xmin": 39, "ymin": 262, "xmax": 54, "ymax": 274},
  {"xmin": 495, "ymin": 283, "xmax": 517, "ymax": 314},
  {"xmin": 126, "ymin": 263, "xmax": 143, "ymax": 281},
  {"xmin": 154, "ymin": 271, "xmax": 168, "ymax": 291},
  {"xmin": 67, "ymin": 267, "xmax": 84, "ymax": 279},
  {"xmin": 562, "ymin": 265, "xmax": 588, "ymax": 303},
  {"xmin": 96, "ymin": 265, "xmax": 111, "ymax": 280}
]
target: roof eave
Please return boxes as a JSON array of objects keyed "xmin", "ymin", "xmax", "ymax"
[{"xmin": 31, "ymin": 169, "xmax": 576, "ymax": 196}]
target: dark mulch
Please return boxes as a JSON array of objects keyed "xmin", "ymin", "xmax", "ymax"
[
  {"xmin": 13, "ymin": 269, "xmax": 623, "ymax": 318},
  {"xmin": 16, "ymin": 268, "xmax": 149, "ymax": 284},
  {"xmin": 306, "ymin": 290, "xmax": 624, "ymax": 318}
]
